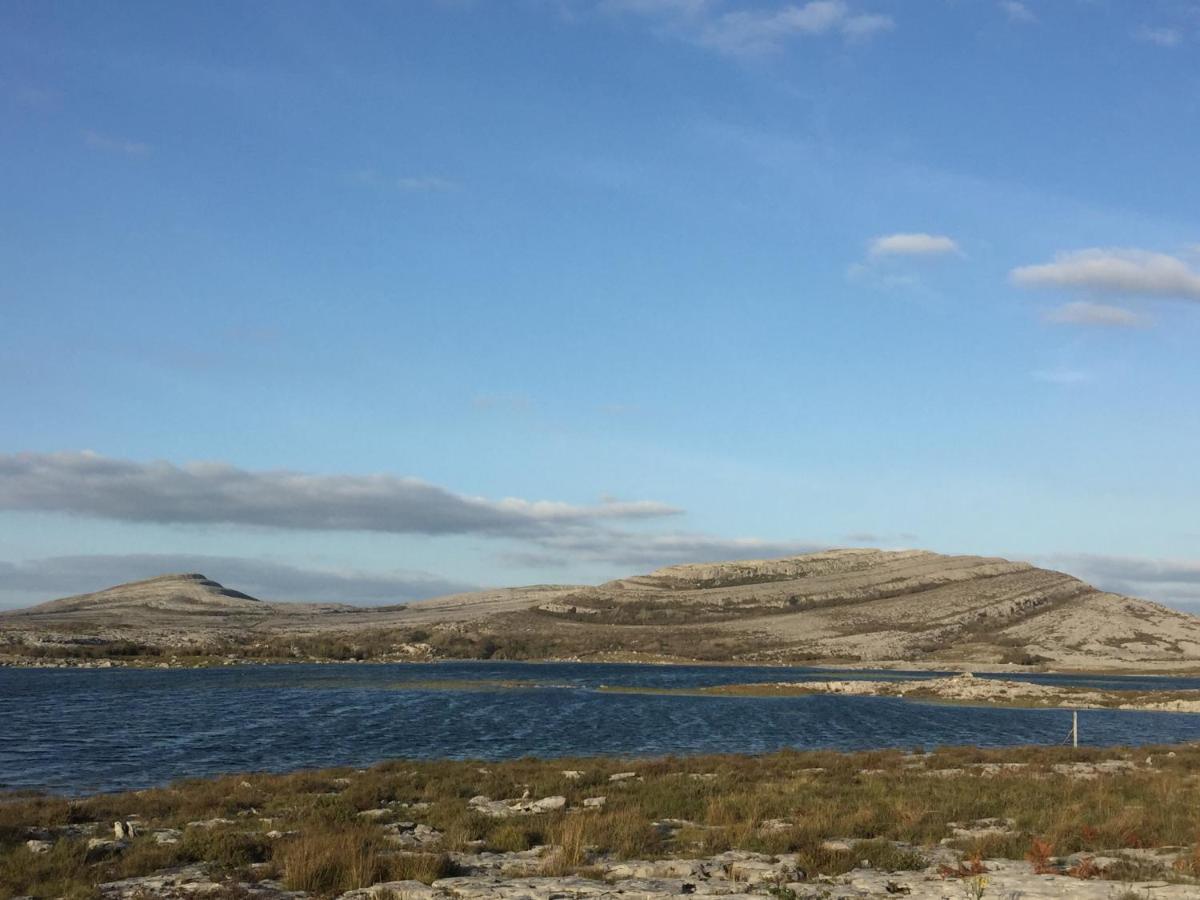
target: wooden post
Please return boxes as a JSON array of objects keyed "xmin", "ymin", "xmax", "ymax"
[{"xmin": 1072, "ymin": 710, "xmax": 1078, "ymax": 748}]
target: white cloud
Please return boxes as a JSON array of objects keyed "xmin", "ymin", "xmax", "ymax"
[
  {"xmin": 1135, "ymin": 25, "xmax": 1183, "ymax": 47},
  {"xmin": 84, "ymin": 130, "xmax": 150, "ymax": 157},
  {"xmin": 1042, "ymin": 301, "xmax": 1149, "ymax": 328},
  {"xmin": 1011, "ymin": 248, "xmax": 1200, "ymax": 300},
  {"xmin": 1000, "ymin": 1, "xmax": 1036, "ymax": 24},
  {"xmin": 868, "ymin": 232, "xmax": 961, "ymax": 258}
]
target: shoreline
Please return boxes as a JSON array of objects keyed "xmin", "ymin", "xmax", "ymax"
[{"xmin": 4, "ymin": 652, "xmax": 1200, "ymax": 678}]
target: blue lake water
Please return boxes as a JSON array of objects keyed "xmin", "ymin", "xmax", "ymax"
[{"xmin": 4, "ymin": 661, "xmax": 1200, "ymax": 795}]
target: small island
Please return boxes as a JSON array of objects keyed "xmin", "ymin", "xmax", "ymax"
[{"xmin": 600, "ymin": 672, "xmax": 1200, "ymax": 713}]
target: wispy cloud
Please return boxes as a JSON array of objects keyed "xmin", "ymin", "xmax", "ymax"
[
  {"xmin": 471, "ymin": 392, "xmax": 534, "ymax": 412},
  {"xmin": 0, "ymin": 554, "xmax": 476, "ymax": 609},
  {"xmin": 595, "ymin": 0, "xmax": 894, "ymax": 57},
  {"xmin": 601, "ymin": 0, "xmax": 714, "ymax": 16},
  {"xmin": 3, "ymin": 81, "xmax": 59, "ymax": 109},
  {"xmin": 847, "ymin": 232, "xmax": 959, "ymax": 293},
  {"xmin": 868, "ymin": 232, "xmax": 961, "ymax": 258},
  {"xmin": 1031, "ymin": 367, "xmax": 1090, "ymax": 385},
  {"xmin": 1000, "ymin": 1, "xmax": 1036, "ymax": 24},
  {"xmin": 842, "ymin": 531, "xmax": 918, "ymax": 545},
  {"xmin": 840, "ymin": 13, "xmax": 893, "ymax": 41},
  {"xmin": 505, "ymin": 531, "xmax": 827, "ymax": 569},
  {"xmin": 1043, "ymin": 301, "xmax": 1149, "ymax": 328},
  {"xmin": 395, "ymin": 176, "xmax": 459, "ymax": 192},
  {"xmin": 1012, "ymin": 248, "xmax": 1200, "ymax": 301},
  {"xmin": 349, "ymin": 170, "xmax": 460, "ymax": 192},
  {"xmin": 1135, "ymin": 25, "xmax": 1183, "ymax": 47},
  {"xmin": 845, "ymin": 263, "xmax": 921, "ymax": 292},
  {"xmin": 0, "ymin": 451, "xmax": 679, "ymax": 538},
  {"xmin": 84, "ymin": 130, "xmax": 150, "ymax": 157}
]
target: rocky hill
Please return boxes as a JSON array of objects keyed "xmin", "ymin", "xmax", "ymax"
[
  {"xmin": 22, "ymin": 573, "xmax": 262, "ymax": 616},
  {"xmin": 4, "ymin": 549, "xmax": 1200, "ymax": 671}
]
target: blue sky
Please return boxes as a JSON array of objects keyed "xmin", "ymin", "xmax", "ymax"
[{"xmin": 3, "ymin": 0, "xmax": 1200, "ymax": 609}]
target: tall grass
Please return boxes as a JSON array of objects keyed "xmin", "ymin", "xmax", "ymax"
[{"xmin": 279, "ymin": 826, "xmax": 454, "ymax": 894}]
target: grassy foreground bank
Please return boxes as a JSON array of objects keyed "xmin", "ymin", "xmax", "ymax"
[{"xmin": 4, "ymin": 743, "xmax": 1200, "ymax": 898}]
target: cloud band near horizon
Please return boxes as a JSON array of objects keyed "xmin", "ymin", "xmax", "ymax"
[
  {"xmin": 0, "ymin": 450, "xmax": 829, "ymax": 579},
  {"xmin": 0, "ymin": 451, "xmax": 680, "ymax": 537}
]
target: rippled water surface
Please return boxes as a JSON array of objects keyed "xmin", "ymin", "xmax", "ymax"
[{"xmin": 5, "ymin": 662, "xmax": 1200, "ymax": 795}]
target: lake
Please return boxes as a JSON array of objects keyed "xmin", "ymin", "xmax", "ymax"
[{"xmin": 4, "ymin": 661, "xmax": 1200, "ymax": 795}]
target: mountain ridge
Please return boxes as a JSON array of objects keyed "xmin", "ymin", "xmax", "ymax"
[{"xmin": 3, "ymin": 548, "xmax": 1199, "ymax": 672}]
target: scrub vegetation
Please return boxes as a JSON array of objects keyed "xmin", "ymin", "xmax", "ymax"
[{"xmin": 4, "ymin": 743, "xmax": 1200, "ymax": 897}]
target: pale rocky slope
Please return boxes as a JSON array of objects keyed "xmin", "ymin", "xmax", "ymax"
[
  {"xmin": 4, "ymin": 549, "xmax": 1200, "ymax": 671},
  {"xmin": 27, "ymin": 573, "xmax": 264, "ymax": 616}
]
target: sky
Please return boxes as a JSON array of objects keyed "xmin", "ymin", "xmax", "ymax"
[{"xmin": 2, "ymin": 0, "xmax": 1200, "ymax": 611}]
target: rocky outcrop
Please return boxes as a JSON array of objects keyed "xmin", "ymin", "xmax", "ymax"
[{"xmin": 467, "ymin": 794, "xmax": 567, "ymax": 818}]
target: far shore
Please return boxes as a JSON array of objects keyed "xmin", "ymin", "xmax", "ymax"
[{"xmin": 5, "ymin": 649, "xmax": 1200, "ymax": 678}]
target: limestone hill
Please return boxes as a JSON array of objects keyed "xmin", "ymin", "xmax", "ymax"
[
  {"xmin": 4, "ymin": 549, "xmax": 1200, "ymax": 671},
  {"xmin": 22, "ymin": 573, "xmax": 261, "ymax": 615}
]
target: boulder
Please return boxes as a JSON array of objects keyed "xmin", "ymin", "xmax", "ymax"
[
  {"xmin": 529, "ymin": 795, "xmax": 566, "ymax": 813},
  {"xmin": 86, "ymin": 837, "xmax": 128, "ymax": 861},
  {"xmin": 336, "ymin": 881, "xmax": 438, "ymax": 900},
  {"xmin": 468, "ymin": 794, "xmax": 567, "ymax": 818}
]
